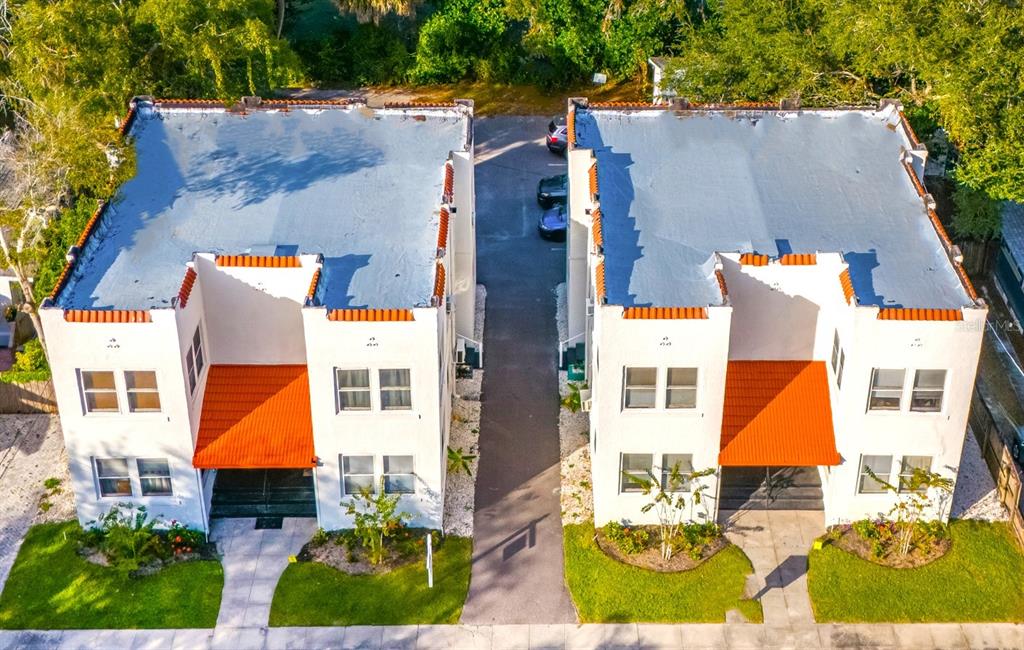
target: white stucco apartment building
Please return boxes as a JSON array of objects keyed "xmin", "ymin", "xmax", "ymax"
[
  {"xmin": 563, "ymin": 98, "xmax": 986, "ymax": 527},
  {"xmin": 41, "ymin": 96, "xmax": 477, "ymax": 533}
]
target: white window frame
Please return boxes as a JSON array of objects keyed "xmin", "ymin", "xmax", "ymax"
[
  {"xmin": 659, "ymin": 453, "xmax": 693, "ymax": 492},
  {"xmin": 341, "ymin": 455, "xmax": 375, "ymax": 496},
  {"xmin": 622, "ymin": 367, "xmax": 657, "ymax": 410},
  {"xmin": 837, "ymin": 349, "xmax": 845, "ymax": 389},
  {"xmin": 898, "ymin": 455, "xmax": 933, "ymax": 494},
  {"xmin": 95, "ymin": 457, "xmax": 132, "ymax": 497},
  {"xmin": 80, "ymin": 369, "xmax": 120, "ymax": 415},
  {"xmin": 857, "ymin": 454, "xmax": 893, "ymax": 494},
  {"xmin": 619, "ymin": 453, "xmax": 653, "ymax": 493},
  {"xmin": 867, "ymin": 368, "xmax": 905, "ymax": 412},
  {"xmin": 665, "ymin": 368, "xmax": 698, "ymax": 409},
  {"xmin": 124, "ymin": 370, "xmax": 162, "ymax": 413},
  {"xmin": 184, "ymin": 322, "xmax": 207, "ymax": 398},
  {"xmin": 137, "ymin": 458, "xmax": 173, "ymax": 496},
  {"xmin": 379, "ymin": 369, "xmax": 413, "ymax": 411},
  {"xmin": 910, "ymin": 370, "xmax": 947, "ymax": 413},
  {"xmin": 335, "ymin": 368, "xmax": 372, "ymax": 412},
  {"xmin": 383, "ymin": 455, "xmax": 415, "ymax": 494}
]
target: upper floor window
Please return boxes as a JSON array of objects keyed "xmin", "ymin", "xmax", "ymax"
[
  {"xmin": 81, "ymin": 371, "xmax": 119, "ymax": 413},
  {"xmin": 898, "ymin": 455, "xmax": 933, "ymax": 493},
  {"xmin": 666, "ymin": 368, "xmax": 698, "ymax": 409},
  {"xmin": 137, "ymin": 458, "xmax": 173, "ymax": 496},
  {"xmin": 383, "ymin": 455, "xmax": 415, "ymax": 494},
  {"xmin": 379, "ymin": 369, "xmax": 412, "ymax": 410},
  {"xmin": 125, "ymin": 371, "xmax": 161, "ymax": 412},
  {"xmin": 341, "ymin": 455, "xmax": 374, "ymax": 495},
  {"xmin": 185, "ymin": 324, "xmax": 206, "ymax": 396},
  {"xmin": 95, "ymin": 457, "xmax": 131, "ymax": 496},
  {"xmin": 858, "ymin": 454, "xmax": 892, "ymax": 494},
  {"xmin": 910, "ymin": 370, "xmax": 946, "ymax": 412},
  {"xmin": 831, "ymin": 331, "xmax": 845, "ymax": 388},
  {"xmin": 623, "ymin": 367, "xmax": 656, "ymax": 409},
  {"xmin": 868, "ymin": 368, "xmax": 905, "ymax": 411},
  {"xmin": 336, "ymin": 369, "xmax": 371, "ymax": 411},
  {"xmin": 620, "ymin": 453, "xmax": 652, "ymax": 492},
  {"xmin": 660, "ymin": 453, "xmax": 693, "ymax": 492}
]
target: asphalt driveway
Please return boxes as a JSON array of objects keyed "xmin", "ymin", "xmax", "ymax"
[{"xmin": 460, "ymin": 116, "xmax": 577, "ymax": 624}]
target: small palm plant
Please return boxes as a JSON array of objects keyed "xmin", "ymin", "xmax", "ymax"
[
  {"xmin": 447, "ymin": 446, "xmax": 477, "ymax": 476},
  {"xmin": 561, "ymin": 382, "xmax": 587, "ymax": 412},
  {"xmin": 864, "ymin": 466, "xmax": 954, "ymax": 558},
  {"xmin": 342, "ymin": 479, "xmax": 411, "ymax": 565},
  {"xmin": 625, "ymin": 463, "xmax": 716, "ymax": 560}
]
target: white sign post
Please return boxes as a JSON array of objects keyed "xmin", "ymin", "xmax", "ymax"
[{"xmin": 426, "ymin": 533, "xmax": 434, "ymax": 588}]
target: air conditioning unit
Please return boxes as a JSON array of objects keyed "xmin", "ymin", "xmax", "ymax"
[
  {"xmin": 586, "ymin": 300, "xmax": 594, "ymax": 316},
  {"xmin": 582, "ymin": 398, "xmax": 593, "ymax": 412},
  {"xmin": 455, "ymin": 339, "xmax": 467, "ymax": 364}
]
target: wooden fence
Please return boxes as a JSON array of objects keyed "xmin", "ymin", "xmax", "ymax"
[
  {"xmin": 0, "ymin": 379, "xmax": 57, "ymax": 414},
  {"xmin": 969, "ymin": 388, "xmax": 1024, "ymax": 546}
]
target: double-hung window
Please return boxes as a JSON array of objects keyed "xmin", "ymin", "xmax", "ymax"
[
  {"xmin": 898, "ymin": 456, "xmax": 933, "ymax": 493},
  {"xmin": 95, "ymin": 458, "xmax": 132, "ymax": 497},
  {"xmin": 125, "ymin": 371, "xmax": 161, "ymax": 412},
  {"xmin": 910, "ymin": 370, "xmax": 946, "ymax": 412},
  {"xmin": 383, "ymin": 455, "xmax": 415, "ymax": 494},
  {"xmin": 336, "ymin": 369, "xmax": 371, "ymax": 411},
  {"xmin": 868, "ymin": 369, "xmax": 905, "ymax": 411},
  {"xmin": 623, "ymin": 367, "xmax": 656, "ymax": 409},
  {"xmin": 619, "ymin": 453, "xmax": 653, "ymax": 493},
  {"xmin": 660, "ymin": 453, "xmax": 693, "ymax": 492},
  {"xmin": 81, "ymin": 371, "xmax": 119, "ymax": 413},
  {"xmin": 666, "ymin": 368, "xmax": 698, "ymax": 409},
  {"xmin": 342, "ymin": 455, "xmax": 375, "ymax": 495},
  {"xmin": 379, "ymin": 369, "xmax": 412, "ymax": 410},
  {"xmin": 831, "ymin": 332, "xmax": 845, "ymax": 388},
  {"xmin": 185, "ymin": 324, "xmax": 206, "ymax": 395},
  {"xmin": 137, "ymin": 458, "xmax": 173, "ymax": 496},
  {"xmin": 858, "ymin": 455, "xmax": 893, "ymax": 494}
]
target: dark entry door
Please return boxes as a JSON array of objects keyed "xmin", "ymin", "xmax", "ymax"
[
  {"xmin": 718, "ymin": 466, "xmax": 825, "ymax": 511},
  {"xmin": 210, "ymin": 469, "xmax": 316, "ymax": 518}
]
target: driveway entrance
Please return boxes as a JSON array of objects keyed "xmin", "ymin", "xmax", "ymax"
[{"xmin": 210, "ymin": 469, "xmax": 316, "ymax": 518}]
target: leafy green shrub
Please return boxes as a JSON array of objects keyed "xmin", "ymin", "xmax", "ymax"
[
  {"xmin": 86, "ymin": 504, "xmax": 167, "ymax": 572},
  {"xmin": 342, "ymin": 479, "xmax": 411, "ymax": 565},
  {"xmin": 167, "ymin": 521, "xmax": 205, "ymax": 557},
  {"xmin": 602, "ymin": 521, "xmax": 650, "ymax": 555},
  {"xmin": 672, "ymin": 522, "xmax": 722, "ymax": 560},
  {"xmin": 310, "ymin": 527, "xmax": 330, "ymax": 546},
  {"xmin": 0, "ymin": 338, "xmax": 51, "ymax": 384}
]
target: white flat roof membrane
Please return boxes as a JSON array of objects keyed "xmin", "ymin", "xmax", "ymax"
[
  {"xmin": 576, "ymin": 109, "xmax": 972, "ymax": 309},
  {"xmin": 57, "ymin": 105, "xmax": 466, "ymax": 310}
]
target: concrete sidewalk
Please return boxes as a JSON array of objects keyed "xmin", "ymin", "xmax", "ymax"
[{"xmin": 1, "ymin": 622, "xmax": 1022, "ymax": 649}]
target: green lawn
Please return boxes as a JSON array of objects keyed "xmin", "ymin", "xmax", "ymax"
[
  {"xmin": 563, "ymin": 524, "xmax": 762, "ymax": 623},
  {"xmin": 269, "ymin": 535, "xmax": 472, "ymax": 626},
  {"xmin": 0, "ymin": 521, "xmax": 223, "ymax": 629},
  {"xmin": 809, "ymin": 520, "xmax": 1024, "ymax": 622}
]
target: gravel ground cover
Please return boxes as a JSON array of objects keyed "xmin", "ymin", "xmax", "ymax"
[
  {"xmin": 442, "ymin": 285, "xmax": 485, "ymax": 537},
  {"xmin": 950, "ymin": 428, "xmax": 1009, "ymax": 522},
  {"xmin": 556, "ymin": 282, "xmax": 593, "ymax": 525}
]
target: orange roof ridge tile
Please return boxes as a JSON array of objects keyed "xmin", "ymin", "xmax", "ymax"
[
  {"xmin": 443, "ymin": 162, "xmax": 454, "ymax": 203},
  {"xmin": 589, "ymin": 101, "xmax": 670, "ymax": 109},
  {"xmin": 433, "ymin": 262, "xmax": 446, "ymax": 301},
  {"xmin": 306, "ymin": 269, "xmax": 321, "ymax": 304},
  {"xmin": 327, "ymin": 308, "xmax": 414, "ymax": 322},
  {"xmin": 877, "ymin": 308, "xmax": 963, "ymax": 321},
  {"xmin": 215, "ymin": 255, "xmax": 302, "ymax": 268},
  {"xmin": 898, "ymin": 110, "xmax": 921, "ymax": 147},
  {"xmin": 838, "ymin": 269, "xmax": 856, "ymax": 305},
  {"xmin": 383, "ymin": 101, "xmax": 458, "ymax": 109},
  {"xmin": 118, "ymin": 105, "xmax": 138, "ymax": 138},
  {"xmin": 779, "ymin": 254, "xmax": 817, "ymax": 265},
  {"xmin": 716, "ymin": 270, "xmax": 729, "ymax": 299},
  {"xmin": 178, "ymin": 268, "xmax": 197, "ymax": 308},
  {"xmin": 48, "ymin": 200, "xmax": 109, "ymax": 301},
  {"xmin": 64, "ymin": 309, "xmax": 151, "ymax": 323},
  {"xmin": 739, "ymin": 253, "xmax": 769, "ymax": 266},
  {"xmin": 623, "ymin": 307, "xmax": 708, "ymax": 319},
  {"xmin": 589, "ymin": 162, "xmax": 600, "ymax": 198},
  {"xmin": 567, "ymin": 109, "xmax": 576, "ymax": 147},
  {"xmin": 592, "ymin": 208, "xmax": 604, "ymax": 248},
  {"xmin": 595, "ymin": 260, "xmax": 607, "ymax": 302},
  {"xmin": 437, "ymin": 208, "xmax": 450, "ymax": 251}
]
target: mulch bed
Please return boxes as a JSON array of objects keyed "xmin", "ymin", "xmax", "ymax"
[
  {"xmin": 830, "ymin": 527, "xmax": 951, "ymax": 569},
  {"xmin": 299, "ymin": 536, "xmax": 420, "ymax": 575},
  {"xmin": 594, "ymin": 528, "xmax": 728, "ymax": 572}
]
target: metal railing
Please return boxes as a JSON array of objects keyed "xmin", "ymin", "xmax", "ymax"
[{"xmin": 558, "ymin": 332, "xmax": 586, "ymax": 369}]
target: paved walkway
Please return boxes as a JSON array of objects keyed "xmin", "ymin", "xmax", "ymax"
[
  {"xmin": 210, "ymin": 517, "xmax": 317, "ymax": 628},
  {"xmin": 720, "ymin": 510, "xmax": 824, "ymax": 626},
  {"xmin": 2, "ymin": 622, "xmax": 1022, "ymax": 649},
  {"xmin": 461, "ymin": 117, "xmax": 576, "ymax": 624}
]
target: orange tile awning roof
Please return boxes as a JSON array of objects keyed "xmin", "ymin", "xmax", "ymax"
[
  {"xmin": 193, "ymin": 365, "xmax": 316, "ymax": 469},
  {"xmin": 719, "ymin": 360, "xmax": 841, "ymax": 467}
]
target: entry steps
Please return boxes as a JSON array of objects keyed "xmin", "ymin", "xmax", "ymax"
[{"xmin": 718, "ymin": 466, "xmax": 825, "ymax": 511}]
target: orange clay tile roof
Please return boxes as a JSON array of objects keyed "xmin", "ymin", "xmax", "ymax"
[
  {"xmin": 438, "ymin": 208, "xmax": 450, "ymax": 251},
  {"xmin": 215, "ymin": 255, "xmax": 302, "ymax": 268},
  {"xmin": 779, "ymin": 254, "xmax": 817, "ymax": 265},
  {"xmin": 898, "ymin": 111, "xmax": 921, "ymax": 147},
  {"xmin": 64, "ymin": 309, "xmax": 151, "ymax": 323},
  {"xmin": 592, "ymin": 208, "xmax": 604, "ymax": 248},
  {"xmin": 589, "ymin": 102, "xmax": 669, "ymax": 109},
  {"xmin": 716, "ymin": 270, "xmax": 729, "ymax": 299},
  {"xmin": 383, "ymin": 101, "xmax": 458, "ymax": 109},
  {"xmin": 433, "ymin": 263, "xmax": 446, "ymax": 299},
  {"xmin": 193, "ymin": 365, "xmax": 315, "ymax": 469},
  {"xmin": 589, "ymin": 162, "xmax": 599, "ymax": 197},
  {"xmin": 443, "ymin": 162, "xmax": 454, "ymax": 203},
  {"xmin": 622, "ymin": 307, "xmax": 708, "ymax": 319},
  {"xmin": 567, "ymin": 109, "xmax": 576, "ymax": 146},
  {"xmin": 178, "ymin": 268, "xmax": 197, "ymax": 308},
  {"xmin": 839, "ymin": 269, "xmax": 855, "ymax": 304},
  {"xmin": 595, "ymin": 260, "xmax": 607, "ymax": 301},
  {"xmin": 306, "ymin": 269, "xmax": 321, "ymax": 303},
  {"xmin": 327, "ymin": 308, "xmax": 414, "ymax": 321},
  {"xmin": 877, "ymin": 308, "xmax": 963, "ymax": 321},
  {"xmin": 719, "ymin": 360, "xmax": 840, "ymax": 467},
  {"xmin": 739, "ymin": 253, "xmax": 769, "ymax": 266}
]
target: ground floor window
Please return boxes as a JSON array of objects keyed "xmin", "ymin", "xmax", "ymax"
[
  {"xmin": 341, "ymin": 455, "xmax": 375, "ymax": 495},
  {"xmin": 858, "ymin": 455, "xmax": 893, "ymax": 494},
  {"xmin": 95, "ymin": 458, "xmax": 132, "ymax": 497},
  {"xmin": 620, "ymin": 453, "xmax": 653, "ymax": 493},
  {"xmin": 94, "ymin": 456, "xmax": 173, "ymax": 498},
  {"xmin": 898, "ymin": 455, "xmax": 934, "ymax": 493},
  {"xmin": 660, "ymin": 453, "xmax": 693, "ymax": 492},
  {"xmin": 138, "ymin": 458, "xmax": 173, "ymax": 496},
  {"xmin": 383, "ymin": 455, "xmax": 415, "ymax": 494}
]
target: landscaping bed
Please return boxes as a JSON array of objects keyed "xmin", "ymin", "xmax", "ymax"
[
  {"xmin": 809, "ymin": 520, "xmax": 1024, "ymax": 622},
  {"xmin": 563, "ymin": 523, "xmax": 762, "ymax": 623},
  {"xmin": 0, "ymin": 521, "xmax": 223, "ymax": 629},
  {"xmin": 595, "ymin": 521, "xmax": 728, "ymax": 572},
  {"xmin": 824, "ymin": 520, "xmax": 950, "ymax": 569},
  {"xmin": 270, "ymin": 534, "xmax": 471, "ymax": 626},
  {"xmin": 299, "ymin": 527, "xmax": 436, "ymax": 575}
]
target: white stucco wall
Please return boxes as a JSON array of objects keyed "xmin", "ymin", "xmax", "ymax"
[{"xmin": 302, "ymin": 306, "xmax": 448, "ymax": 530}]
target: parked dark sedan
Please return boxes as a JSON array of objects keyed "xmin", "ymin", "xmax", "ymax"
[
  {"xmin": 536, "ymin": 173, "xmax": 568, "ymax": 208},
  {"xmin": 538, "ymin": 204, "xmax": 567, "ymax": 241},
  {"xmin": 546, "ymin": 116, "xmax": 568, "ymax": 154}
]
